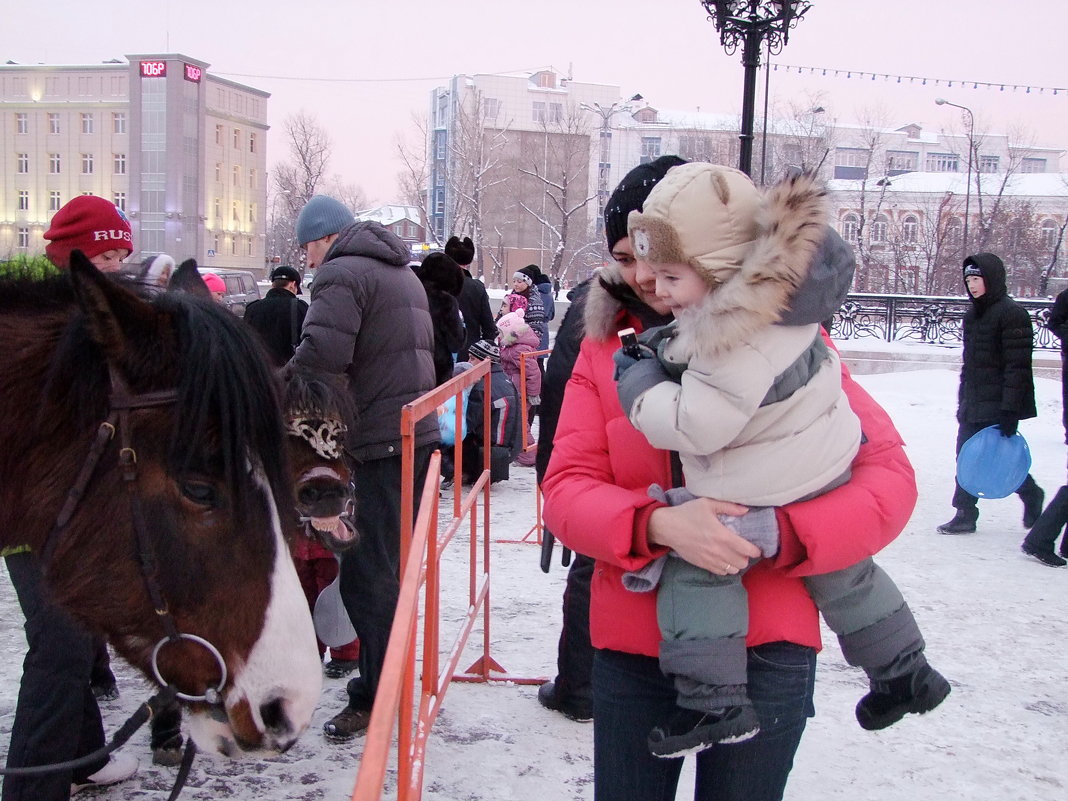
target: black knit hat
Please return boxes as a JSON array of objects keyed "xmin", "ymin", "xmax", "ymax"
[
  {"xmin": 444, "ymin": 235, "xmax": 475, "ymax": 266},
  {"xmin": 468, "ymin": 339, "xmax": 500, "ymax": 363},
  {"xmin": 518, "ymin": 264, "xmax": 541, "ymax": 283},
  {"xmin": 603, "ymin": 155, "xmax": 688, "ymax": 250}
]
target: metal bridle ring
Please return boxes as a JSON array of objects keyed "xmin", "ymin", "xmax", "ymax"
[{"xmin": 150, "ymin": 633, "xmax": 228, "ymax": 704}]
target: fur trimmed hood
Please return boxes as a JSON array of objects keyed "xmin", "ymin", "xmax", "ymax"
[{"xmin": 635, "ymin": 168, "xmax": 828, "ymax": 361}]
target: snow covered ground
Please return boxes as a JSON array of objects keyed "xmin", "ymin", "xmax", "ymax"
[{"xmin": 2, "ymin": 359, "xmax": 1067, "ymax": 800}]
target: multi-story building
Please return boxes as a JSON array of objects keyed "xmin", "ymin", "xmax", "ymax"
[
  {"xmin": 356, "ymin": 204, "xmax": 425, "ymax": 260},
  {"xmin": 0, "ymin": 54, "xmax": 269, "ymax": 274}
]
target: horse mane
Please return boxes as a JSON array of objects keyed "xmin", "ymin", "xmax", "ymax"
[
  {"xmin": 0, "ymin": 273, "xmax": 290, "ymax": 518},
  {"xmin": 284, "ymin": 369, "xmax": 357, "ymax": 430}
]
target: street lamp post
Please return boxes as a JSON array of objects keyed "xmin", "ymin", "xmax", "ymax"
[
  {"xmin": 700, "ymin": 1, "xmax": 812, "ymax": 177},
  {"xmin": 579, "ymin": 100, "xmax": 633, "ymax": 237},
  {"xmin": 935, "ymin": 97, "xmax": 975, "ymax": 256}
]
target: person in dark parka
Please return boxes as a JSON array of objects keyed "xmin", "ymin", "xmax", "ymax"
[
  {"xmin": 243, "ymin": 265, "xmax": 309, "ymax": 367},
  {"xmin": 938, "ymin": 253, "xmax": 1045, "ymax": 534},
  {"xmin": 414, "ymin": 252, "xmax": 466, "ymax": 386},
  {"xmin": 1020, "ymin": 287, "xmax": 1068, "ymax": 566},
  {"xmin": 444, "ymin": 236, "xmax": 497, "ymax": 362}
]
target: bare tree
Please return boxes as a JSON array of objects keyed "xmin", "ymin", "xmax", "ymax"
[
  {"xmin": 395, "ymin": 114, "xmax": 436, "ymax": 245},
  {"xmin": 273, "ymin": 111, "xmax": 332, "ymax": 208},
  {"xmin": 518, "ymin": 104, "xmax": 597, "ymax": 281},
  {"xmin": 448, "ymin": 90, "xmax": 511, "ymax": 279},
  {"xmin": 764, "ymin": 92, "xmax": 834, "ymax": 182}
]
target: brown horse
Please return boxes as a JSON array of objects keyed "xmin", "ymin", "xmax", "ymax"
[
  {"xmin": 0, "ymin": 253, "xmax": 322, "ymax": 757},
  {"xmin": 284, "ymin": 370, "xmax": 359, "ymax": 553}
]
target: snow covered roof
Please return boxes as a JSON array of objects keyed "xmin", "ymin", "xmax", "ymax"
[
  {"xmin": 828, "ymin": 171, "xmax": 1068, "ymax": 197},
  {"xmin": 355, "ymin": 205, "xmax": 422, "ymax": 227}
]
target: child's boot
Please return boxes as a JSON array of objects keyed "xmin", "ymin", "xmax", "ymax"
[{"xmin": 855, "ymin": 662, "xmax": 951, "ymax": 730}]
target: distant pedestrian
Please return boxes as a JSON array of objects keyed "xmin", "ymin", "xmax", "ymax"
[
  {"xmin": 414, "ymin": 252, "xmax": 465, "ymax": 386},
  {"xmin": 938, "ymin": 253, "xmax": 1045, "ymax": 534},
  {"xmin": 1020, "ymin": 286, "xmax": 1068, "ymax": 566},
  {"xmin": 444, "ymin": 236, "xmax": 497, "ymax": 361},
  {"xmin": 244, "ymin": 265, "xmax": 309, "ymax": 367}
]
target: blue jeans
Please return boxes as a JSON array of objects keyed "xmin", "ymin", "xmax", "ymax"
[{"xmin": 592, "ymin": 642, "xmax": 816, "ymax": 801}]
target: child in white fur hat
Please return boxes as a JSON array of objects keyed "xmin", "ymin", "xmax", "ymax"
[{"xmin": 614, "ymin": 163, "xmax": 949, "ymax": 757}]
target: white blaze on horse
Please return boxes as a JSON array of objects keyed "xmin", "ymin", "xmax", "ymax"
[{"xmin": 0, "ymin": 253, "xmax": 322, "ymax": 757}]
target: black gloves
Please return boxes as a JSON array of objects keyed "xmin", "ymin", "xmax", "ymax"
[{"xmin": 998, "ymin": 413, "xmax": 1019, "ymax": 438}]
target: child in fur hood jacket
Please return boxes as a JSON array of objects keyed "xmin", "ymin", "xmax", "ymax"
[
  {"xmin": 497, "ymin": 310, "xmax": 541, "ymax": 467},
  {"xmin": 613, "ymin": 163, "xmax": 949, "ymax": 758}
]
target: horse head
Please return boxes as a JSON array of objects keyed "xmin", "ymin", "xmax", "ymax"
[
  {"xmin": 0, "ymin": 252, "xmax": 322, "ymax": 757},
  {"xmin": 283, "ymin": 370, "xmax": 359, "ymax": 553}
]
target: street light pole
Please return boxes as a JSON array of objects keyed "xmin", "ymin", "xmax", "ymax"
[
  {"xmin": 935, "ymin": 97, "xmax": 975, "ymax": 256},
  {"xmin": 701, "ymin": 1, "xmax": 812, "ymax": 177},
  {"xmin": 579, "ymin": 100, "xmax": 633, "ymax": 237}
]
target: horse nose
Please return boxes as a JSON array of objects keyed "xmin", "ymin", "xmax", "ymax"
[
  {"xmin": 297, "ymin": 480, "xmax": 348, "ymax": 512},
  {"xmin": 258, "ymin": 697, "xmax": 301, "ymax": 752}
]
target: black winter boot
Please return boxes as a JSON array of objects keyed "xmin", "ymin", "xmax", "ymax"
[
  {"xmin": 856, "ymin": 663, "xmax": 951, "ymax": 730},
  {"xmin": 1021, "ymin": 542, "xmax": 1067, "ymax": 568},
  {"xmin": 647, "ymin": 703, "xmax": 760, "ymax": 758},
  {"xmin": 937, "ymin": 509, "xmax": 977, "ymax": 535}
]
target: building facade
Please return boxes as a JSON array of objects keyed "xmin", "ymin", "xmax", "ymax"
[{"xmin": 0, "ymin": 54, "xmax": 269, "ymax": 274}]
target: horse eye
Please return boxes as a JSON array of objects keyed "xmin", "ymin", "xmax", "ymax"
[{"xmin": 180, "ymin": 481, "xmax": 217, "ymax": 507}]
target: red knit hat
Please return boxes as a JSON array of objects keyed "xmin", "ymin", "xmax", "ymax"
[{"xmin": 44, "ymin": 195, "xmax": 133, "ymax": 268}]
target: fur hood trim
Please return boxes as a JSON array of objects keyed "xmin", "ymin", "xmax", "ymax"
[{"xmin": 671, "ymin": 171, "xmax": 828, "ymax": 361}]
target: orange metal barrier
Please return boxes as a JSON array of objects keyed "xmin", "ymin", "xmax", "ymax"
[
  {"xmin": 350, "ymin": 361, "xmax": 544, "ymax": 801},
  {"xmin": 496, "ymin": 347, "xmax": 550, "ymax": 546}
]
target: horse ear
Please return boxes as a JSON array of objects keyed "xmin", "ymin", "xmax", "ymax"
[{"xmin": 68, "ymin": 249, "xmax": 161, "ymax": 365}]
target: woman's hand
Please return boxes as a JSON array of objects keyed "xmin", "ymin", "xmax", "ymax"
[{"xmin": 647, "ymin": 498, "xmax": 761, "ymax": 575}]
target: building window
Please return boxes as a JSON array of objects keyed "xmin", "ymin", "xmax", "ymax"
[
  {"xmin": 870, "ymin": 214, "xmax": 888, "ymax": 244},
  {"xmin": 81, "ymin": 153, "xmax": 94, "ymax": 175},
  {"xmin": 886, "ymin": 150, "xmax": 918, "ymax": 175},
  {"xmin": 17, "ymin": 190, "xmax": 29, "ymax": 211},
  {"xmin": 434, "ymin": 189, "xmax": 445, "ymax": 216},
  {"xmin": 233, "ymin": 127, "xmax": 241, "ymax": 148},
  {"xmin": 113, "ymin": 112, "xmax": 126, "ymax": 134},
  {"xmin": 902, "ymin": 215, "xmax": 919, "ymax": 244},
  {"xmin": 215, "ymin": 124, "xmax": 223, "ymax": 145},
  {"xmin": 17, "ymin": 228, "xmax": 30, "ymax": 249},
  {"xmin": 233, "ymin": 165, "xmax": 241, "ymax": 186},
  {"xmin": 50, "ymin": 191, "xmax": 62, "ymax": 212},
  {"xmin": 215, "ymin": 162, "xmax": 222, "ymax": 182},
  {"xmin": 49, "ymin": 153, "xmax": 61, "ymax": 174},
  {"xmin": 679, "ymin": 135, "xmax": 713, "ymax": 162},
  {"xmin": 247, "ymin": 238, "xmax": 253, "ymax": 256},
  {"xmin": 248, "ymin": 168, "xmax": 257, "ymax": 189},
  {"xmin": 834, "ymin": 148, "xmax": 870, "ymax": 180},
  {"xmin": 978, "ymin": 155, "xmax": 1000, "ymax": 173},
  {"xmin": 1042, "ymin": 220, "xmax": 1060, "ymax": 249},
  {"xmin": 483, "ymin": 97, "xmax": 501, "ymax": 118},
  {"xmin": 434, "ymin": 130, "xmax": 447, "ymax": 160},
  {"xmin": 249, "ymin": 132, "xmax": 256, "ymax": 153},
  {"xmin": 232, "ymin": 201, "xmax": 240, "ymax": 223},
  {"xmin": 640, "ymin": 137, "xmax": 662, "ymax": 165},
  {"xmin": 248, "ymin": 203, "xmax": 257, "ymax": 223},
  {"xmin": 532, "ymin": 101, "xmax": 546, "ymax": 123},
  {"xmin": 15, "ymin": 113, "xmax": 28, "ymax": 134},
  {"xmin": 946, "ymin": 217, "xmax": 963, "ymax": 245},
  {"xmin": 17, "ymin": 153, "xmax": 29, "ymax": 173},
  {"xmin": 113, "ymin": 192, "xmax": 126, "ymax": 212},
  {"xmin": 81, "ymin": 113, "xmax": 94, "ymax": 134},
  {"xmin": 231, "ymin": 237, "xmax": 237, "ymax": 256},
  {"xmin": 48, "ymin": 113, "xmax": 60, "ymax": 134},
  {"xmin": 1021, "ymin": 158, "xmax": 1047, "ymax": 173},
  {"xmin": 925, "ymin": 153, "xmax": 959, "ymax": 172},
  {"xmin": 113, "ymin": 153, "xmax": 126, "ymax": 174},
  {"xmin": 841, "ymin": 213, "xmax": 860, "ymax": 244},
  {"xmin": 214, "ymin": 198, "xmax": 221, "ymax": 221},
  {"xmin": 213, "ymin": 234, "xmax": 219, "ymax": 253},
  {"xmin": 549, "ymin": 103, "xmax": 564, "ymax": 124}
]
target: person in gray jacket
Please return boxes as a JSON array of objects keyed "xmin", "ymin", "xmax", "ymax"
[{"xmin": 290, "ymin": 194, "xmax": 439, "ymax": 741}]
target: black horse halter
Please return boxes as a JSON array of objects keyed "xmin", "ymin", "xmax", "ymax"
[{"xmin": 1, "ymin": 366, "xmax": 229, "ymax": 797}]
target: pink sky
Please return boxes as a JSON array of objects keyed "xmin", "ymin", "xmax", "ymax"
[{"xmin": 5, "ymin": 0, "xmax": 1066, "ymax": 204}]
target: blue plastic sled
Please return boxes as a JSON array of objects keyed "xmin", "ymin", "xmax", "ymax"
[{"xmin": 956, "ymin": 425, "xmax": 1032, "ymax": 499}]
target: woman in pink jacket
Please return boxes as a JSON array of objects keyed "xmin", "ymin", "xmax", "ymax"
[{"xmin": 542, "ymin": 228, "xmax": 917, "ymax": 801}]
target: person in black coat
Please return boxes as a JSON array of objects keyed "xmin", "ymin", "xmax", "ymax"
[
  {"xmin": 243, "ymin": 266, "xmax": 308, "ymax": 367},
  {"xmin": 414, "ymin": 252, "xmax": 466, "ymax": 386},
  {"xmin": 938, "ymin": 253, "xmax": 1045, "ymax": 534},
  {"xmin": 444, "ymin": 236, "xmax": 497, "ymax": 362},
  {"xmin": 1021, "ymin": 287, "xmax": 1068, "ymax": 566}
]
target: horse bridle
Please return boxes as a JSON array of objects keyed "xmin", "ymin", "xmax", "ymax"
[
  {"xmin": 4, "ymin": 365, "xmax": 228, "ymax": 796},
  {"xmin": 41, "ymin": 365, "xmax": 228, "ymax": 704}
]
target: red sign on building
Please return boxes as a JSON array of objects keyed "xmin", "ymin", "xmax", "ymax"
[{"xmin": 139, "ymin": 60, "xmax": 167, "ymax": 78}]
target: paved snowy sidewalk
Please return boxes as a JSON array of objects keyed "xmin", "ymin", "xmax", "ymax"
[{"xmin": 2, "ymin": 368, "xmax": 1067, "ymax": 800}]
